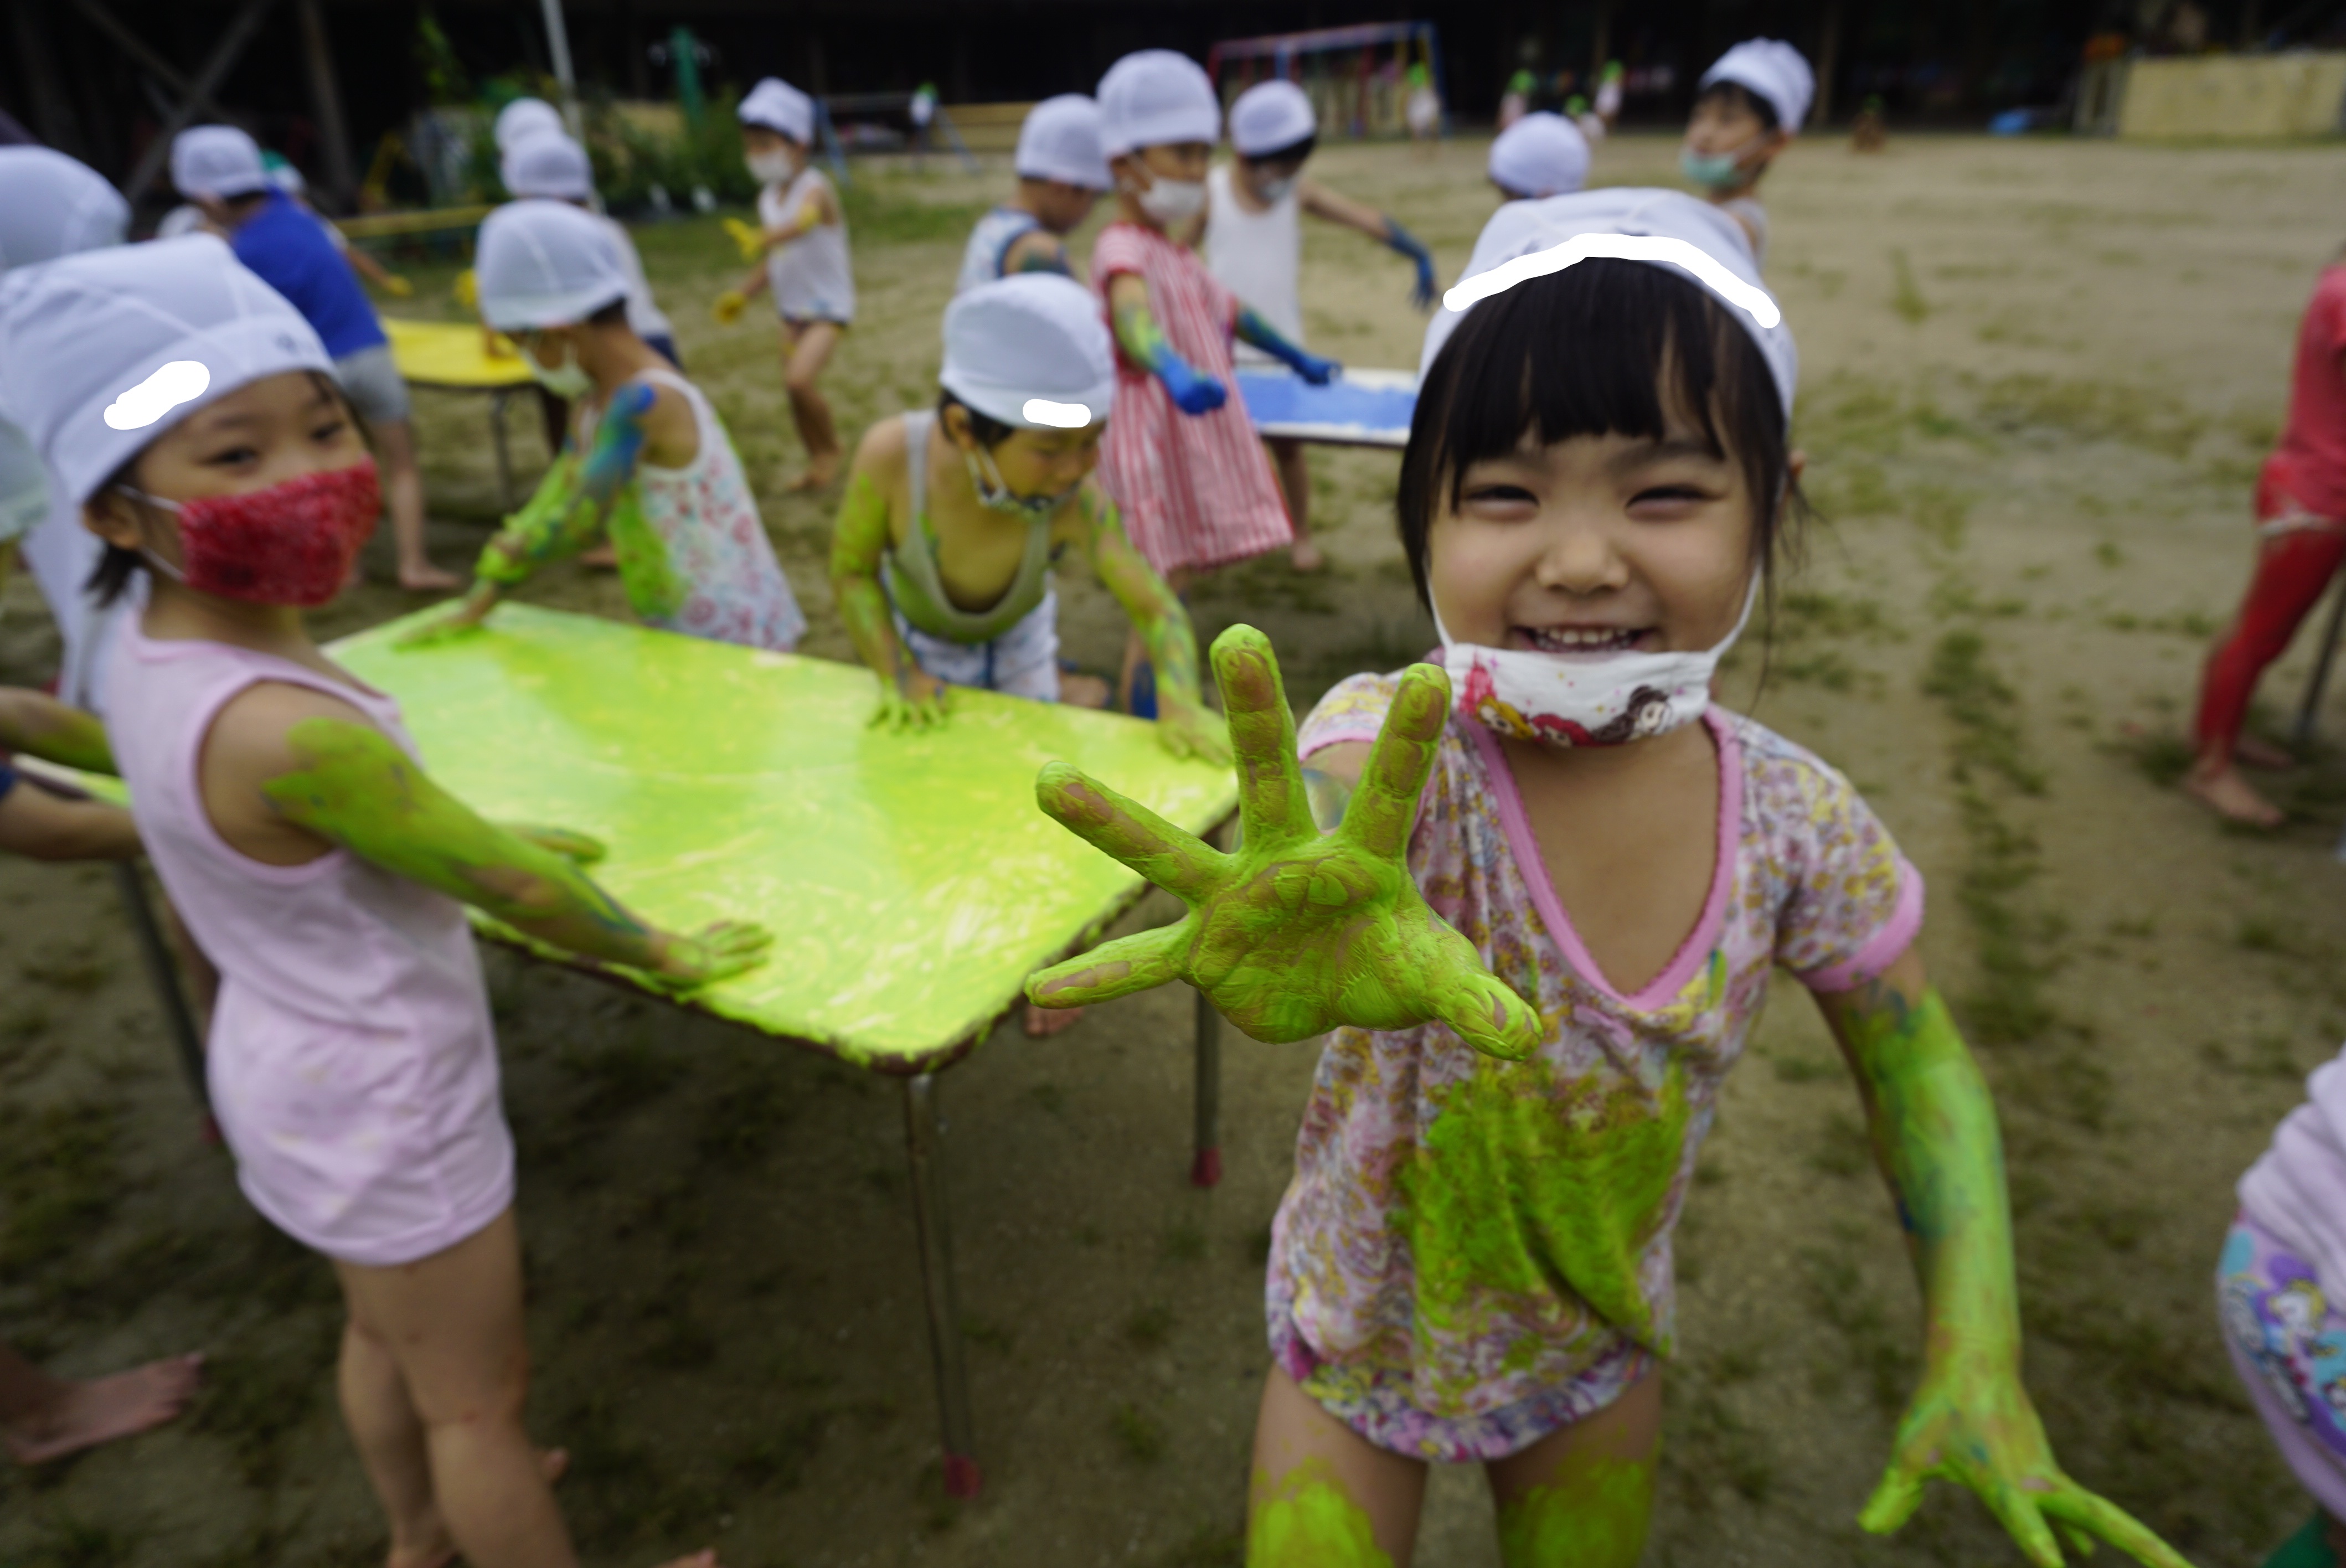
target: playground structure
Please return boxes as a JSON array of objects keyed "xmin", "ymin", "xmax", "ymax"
[{"xmin": 1206, "ymin": 22, "xmax": 1447, "ymax": 142}]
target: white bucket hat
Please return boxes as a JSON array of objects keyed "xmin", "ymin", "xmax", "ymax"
[
  {"xmin": 1096, "ymin": 50, "xmax": 1219, "ymax": 158},
  {"xmin": 1419, "ymin": 187, "xmax": 1796, "ymax": 420},
  {"xmin": 1700, "ymin": 39, "xmax": 1816, "ymax": 132},
  {"xmin": 1487, "ymin": 112, "xmax": 1590, "ymax": 200},
  {"xmin": 940, "ymin": 274, "xmax": 1116, "ymax": 431},
  {"xmin": 502, "ymin": 131, "xmax": 595, "ymax": 202},
  {"xmin": 1015, "ymin": 95, "xmax": 1112, "ymax": 190},
  {"xmin": 0, "ymin": 235, "xmax": 331, "ymax": 505},
  {"xmin": 0, "ymin": 147, "xmax": 130, "ymax": 274},
  {"xmin": 474, "ymin": 199, "xmax": 630, "ymax": 331},
  {"xmin": 171, "ymin": 125, "xmax": 270, "ymax": 201},
  {"xmin": 1229, "ymin": 79, "xmax": 1317, "ymax": 158},
  {"xmin": 494, "ymin": 97, "xmax": 568, "ymax": 154},
  {"xmin": 739, "ymin": 78, "xmax": 815, "ymax": 145}
]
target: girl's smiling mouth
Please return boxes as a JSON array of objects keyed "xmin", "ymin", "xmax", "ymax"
[{"xmin": 1510, "ymin": 623, "xmax": 1654, "ymax": 656}]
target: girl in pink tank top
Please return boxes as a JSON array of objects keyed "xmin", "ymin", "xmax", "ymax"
[{"xmin": 10, "ymin": 239, "xmax": 759, "ymax": 1568}]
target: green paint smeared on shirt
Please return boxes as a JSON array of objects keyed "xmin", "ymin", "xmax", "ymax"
[
  {"xmin": 1402, "ymin": 1055, "xmax": 1691, "ymax": 1354},
  {"xmin": 1248, "ymin": 1462, "xmax": 1393, "ymax": 1567}
]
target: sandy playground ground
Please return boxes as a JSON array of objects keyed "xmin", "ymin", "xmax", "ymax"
[{"xmin": 3, "ymin": 129, "xmax": 2346, "ymax": 1567}]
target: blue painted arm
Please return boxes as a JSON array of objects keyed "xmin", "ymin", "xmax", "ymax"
[{"xmin": 1236, "ymin": 307, "xmax": 1339, "ymax": 386}]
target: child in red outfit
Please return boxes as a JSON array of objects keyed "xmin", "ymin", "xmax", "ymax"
[{"xmin": 2189, "ymin": 260, "xmax": 2346, "ymax": 826}]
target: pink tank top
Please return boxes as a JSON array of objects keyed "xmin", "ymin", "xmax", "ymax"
[{"xmin": 104, "ymin": 618, "xmax": 513, "ymax": 1267}]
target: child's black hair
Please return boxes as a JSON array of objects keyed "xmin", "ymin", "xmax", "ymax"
[
  {"xmin": 1693, "ymin": 79, "xmax": 1780, "ymax": 133},
  {"xmin": 86, "ymin": 369, "xmax": 368, "ymax": 607},
  {"xmin": 934, "ymin": 388, "xmax": 1015, "ymax": 449},
  {"xmin": 1396, "ymin": 258, "xmax": 1801, "ymax": 612},
  {"xmin": 1243, "ymin": 133, "xmax": 1317, "ymax": 169}
]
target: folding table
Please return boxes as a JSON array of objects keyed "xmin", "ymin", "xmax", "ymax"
[
  {"xmin": 381, "ymin": 317, "xmax": 538, "ymax": 510},
  {"xmin": 1235, "ymin": 364, "xmax": 1418, "ymax": 450}
]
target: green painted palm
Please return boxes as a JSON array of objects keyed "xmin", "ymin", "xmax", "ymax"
[{"xmin": 1026, "ymin": 625, "xmax": 1541, "ymax": 1061}]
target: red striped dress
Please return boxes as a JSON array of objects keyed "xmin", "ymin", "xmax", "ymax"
[{"xmin": 1091, "ymin": 221, "xmax": 1292, "ymax": 575}]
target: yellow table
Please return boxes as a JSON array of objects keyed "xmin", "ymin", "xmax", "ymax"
[
  {"xmin": 381, "ymin": 317, "xmax": 537, "ymax": 510},
  {"xmin": 329, "ymin": 604, "xmax": 1239, "ymax": 1497}
]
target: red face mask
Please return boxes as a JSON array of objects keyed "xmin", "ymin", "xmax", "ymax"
[{"xmin": 126, "ymin": 460, "xmax": 381, "ymax": 607}]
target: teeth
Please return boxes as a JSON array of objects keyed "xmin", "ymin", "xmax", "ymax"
[{"xmin": 1529, "ymin": 627, "xmax": 1637, "ymax": 651}]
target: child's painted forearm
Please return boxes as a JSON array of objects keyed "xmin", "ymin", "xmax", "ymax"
[
  {"xmin": 261, "ymin": 718, "xmax": 667, "ymax": 970},
  {"xmin": 1835, "ymin": 980, "xmax": 2022, "ymax": 1369},
  {"xmin": 1235, "ymin": 307, "xmax": 1336, "ymax": 380},
  {"xmin": 0, "ymin": 689, "xmax": 115, "ymax": 774},
  {"xmin": 828, "ymin": 471, "xmax": 910, "ymax": 684},
  {"xmin": 477, "ymin": 387, "xmax": 649, "ymax": 587},
  {"xmin": 1110, "ymin": 280, "xmax": 1188, "ymax": 377},
  {"xmin": 1087, "ymin": 491, "xmax": 1203, "ymax": 708}
]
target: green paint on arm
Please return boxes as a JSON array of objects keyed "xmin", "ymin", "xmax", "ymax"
[
  {"xmin": 1496, "ymin": 1453, "xmax": 1656, "ymax": 1568},
  {"xmin": 830, "ymin": 468, "xmax": 910, "ymax": 686},
  {"xmin": 1111, "ymin": 289, "xmax": 1180, "ymax": 376},
  {"xmin": 1402, "ymin": 1059, "xmax": 1690, "ymax": 1357},
  {"xmin": 475, "ymin": 445, "xmax": 610, "ymax": 589},
  {"xmin": 1081, "ymin": 486, "xmax": 1224, "ymax": 761},
  {"xmin": 1249, "ymin": 1462, "xmax": 1394, "ymax": 1568},
  {"xmin": 0, "ymin": 690, "xmax": 115, "ymax": 775},
  {"xmin": 261, "ymin": 716, "xmax": 666, "ymax": 968}
]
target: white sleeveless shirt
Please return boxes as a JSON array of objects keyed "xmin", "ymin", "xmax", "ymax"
[
  {"xmin": 1205, "ymin": 163, "xmax": 1302, "ymax": 366},
  {"xmin": 759, "ymin": 167, "xmax": 855, "ymax": 323}
]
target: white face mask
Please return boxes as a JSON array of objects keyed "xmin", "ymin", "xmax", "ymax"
[
  {"xmin": 746, "ymin": 149, "xmax": 797, "ymax": 184},
  {"xmin": 1432, "ymin": 579, "xmax": 1757, "ymax": 747},
  {"xmin": 523, "ymin": 338, "xmax": 594, "ymax": 399},
  {"xmin": 1254, "ymin": 174, "xmax": 1297, "ymax": 205},
  {"xmin": 1132, "ymin": 174, "xmax": 1206, "ymax": 225}
]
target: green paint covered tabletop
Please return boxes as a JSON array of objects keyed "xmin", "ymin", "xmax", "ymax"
[{"xmin": 323, "ymin": 601, "xmax": 1238, "ymax": 1499}]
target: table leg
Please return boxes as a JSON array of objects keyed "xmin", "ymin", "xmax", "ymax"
[
  {"xmin": 489, "ymin": 389, "xmax": 515, "ymax": 513},
  {"xmin": 2296, "ymin": 572, "xmax": 2346, "ymax": 748},
  {"xmin": 902, "ymin": 1072, "xmax": 979, "ymax": 1499},
  {"xmin": 113, "ymin": 865, "xmax": 208, "ymax": 1113},
  {"xmin": 1191, "ymin": 984, "xmax": 1222, "ymax": 1188}
]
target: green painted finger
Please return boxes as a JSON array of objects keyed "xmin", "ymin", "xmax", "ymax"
[
  {"xmin": 2038, "ymin": 1487, "xmax": 2197, "ymax": 1568},
  {"xmin": 1034, "ymin": 761, "xmax": 1225, "ymax": 901},
  {"xmin": 1431, "ymin": 967, "xmax": 1543, "ymax": 1060},
  {"xmin": 1027, "ymin": 924, "xmax": 1186, "ymax": 1007},
  {"xmin": 1978, "ymin": 1482, "xmax": 2065, "ymax": 1568},
  {"xmin": 2055, "ymin": 1521, "xmax": 2097, "ymax": 1561},
  {"xmin": 1858, "ymin": 1464, "xmax": 1927, "ymax": 1535},
  {"xmin": 1210, "ymin": 625, "xmax": 1315, "ymax": 850},
  {"xmin": 1344, "ymin": 662, "xmax": 1449, "ymax": 861}
]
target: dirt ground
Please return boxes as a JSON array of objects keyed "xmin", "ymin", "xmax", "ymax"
[{"xmin": 4, "ymin": 128, "xmax": 2346, "ymax": 1567}]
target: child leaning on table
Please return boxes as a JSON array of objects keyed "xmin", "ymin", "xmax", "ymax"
[
  {"xmin": 1028, "ymin": 189, "xmax": 2195, "ymax": 1568},
  {"xmin": 415, "ymin": 200, "xmax": 807, "ymax": 652},
  {"xmin": 0, "ymin": 233, "xmax": 765, "ymax": 1568}
]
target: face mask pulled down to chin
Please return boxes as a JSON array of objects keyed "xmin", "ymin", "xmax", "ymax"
[{"xmin": 1433, "ymin": 579, "xmax": 1757, "ymax": 747}]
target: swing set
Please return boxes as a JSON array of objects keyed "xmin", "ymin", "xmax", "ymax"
[{"xmin": 1205, "ymin": 21, "xmax": 1448, "ymax": 141}]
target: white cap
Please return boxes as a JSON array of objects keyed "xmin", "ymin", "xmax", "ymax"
[
  {"xmin": 1419, "ymin": 188, "xmax": 1796, "ymax": 420},
  {"xmin": 494, "ymin": 97, "xmax": 567, "ymax": 154},
  {"xmin": 474, "ymin": 199, "xmax": 630, "ymax": 331},
  {"xmin": 171, "ymin": 125, "xmax": 270, "ymax": 200},
  {"xmin": 0, "ymin": 235, "xmax": 331, "ymax": 506},
  {"xmin": 0, "ymin": 147, "xmax": 129, "ymax": 274},
  {"xmin": 1096, "ymin": 50, "xmax": 1219, "ymax": 159},
  {"xmin": 1700, "ymin": 39, "xmax": 1815, "ymax": 132},
  {"xmin": 940, "ymin": 274, "xmax": 1116, "ymax": 431},
  {"xmin": 739, "ymin": 77, "xmax": 814, "ymax": 145},
  {"xmin": 1229, "ymin": 79, "xmax": 1317, "ymax": 158},
  {"xmin": 502, "ymin": 131, "xmax": 595, "ymax": 202},
  {"xmin": 1487, "ymin": 112, "xmax": 1589, "ymax": 199},
  {"xmin": 1015, "ymin": 95, "xmax": 1112, "ymax": 190}
]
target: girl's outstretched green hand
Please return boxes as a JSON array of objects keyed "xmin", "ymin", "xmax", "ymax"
[
  {"xmin": 646, "ymin": 920, "xmax": 775, "ymax": 989},
  {"xmin": 1025, "ymin": 624, "xmax": 1541, "ymax": 1060},
  {"xmin": 1863, "ymin": 1360, "xmax": 2197, "ymax": 1568}
]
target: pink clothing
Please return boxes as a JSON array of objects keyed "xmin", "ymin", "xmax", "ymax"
[
  {"xmin": 2265, "ymin": 266, "xmax": 2346, "ymax": 523},
  {"xmin": 1276, "ymin": 676, "xmax": 1922, "ymax": 1442},
  {"xmin": 1091, "ymin": 221, "xmax": 1291, "ymax": 575},
  {"xmin": 105, "ymin": 619, "xmax": 512, "ymax": 1267},
  {"xmin": 2240, "ymin": 1042, "xmax": 2346, "ymax": 1329}
]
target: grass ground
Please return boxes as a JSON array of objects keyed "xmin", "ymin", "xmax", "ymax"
[{"xmin": 2, "ymin": 129, "xmax": 2345, "ymax": 1566}]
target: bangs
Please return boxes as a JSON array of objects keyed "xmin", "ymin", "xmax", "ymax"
[{"xmin": 1396, "ymin": 259, "xmax": 1792, "ymax": 610}]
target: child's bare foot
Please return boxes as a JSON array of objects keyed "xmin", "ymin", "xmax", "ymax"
[
  {"xmin": 1024, "ymin": 1002, "xmax": 1085, "ymax": 1038},
  {"xmin": 1288, "ymin": 537, "xmax": 1325, "ymax": 573},
  {"xmin": 2183, "ymin": 760, "xmax": 2286, "ymax": 827},
  {"xmin": 398, "ymin": 562, "xmax": 465, "ymax": 593},
  {"xmin": 783, "ymin": 462, "xmax": 839, "ymax": 493},
  {"xmin": 2, "ymin": 1352, "xmax": 204, "ymax": 1464},
  {"xmin": 2236, "ymin": 734, "xmax": 2299, "ymax": 771},
  {"xmin": 579, "ymin": 543, "xmax": 618, "ymax": 570}
]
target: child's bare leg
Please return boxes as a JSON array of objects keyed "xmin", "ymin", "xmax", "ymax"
[
  {"xmin": 335, "ymin": 1209, "xmax": 585, "ymax": 1568},
  {"xmin": 0, "ymin": 1338, "xmax": 203, "ymax": 1465},
  {"xmin": 1270, "ymin": 438, "xmax": 1319, "ymax": 572},
  {"xmin": 1484, "ymin": 1366, "xmax": 1660, "ymax": 1567},
  {"xmin": 1249, "ymin": 1365, "xmax": 1427, "ymax": 1566},
  {"xmin": 372, "ymin": 419, "xmax": 461, "ymax": 592},
  {"xmin": 781, "ymin": 321, "xmax": 844, "ymax": 490}
]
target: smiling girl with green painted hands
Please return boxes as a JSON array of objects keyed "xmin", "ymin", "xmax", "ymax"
[
  {"xmin": 1028, "ymin": 192, "xmax": 2193, "ymax": 1567},
  {"xmin": 1, "ymin": 239, "xmax": 741, "ymax": 1568}
]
